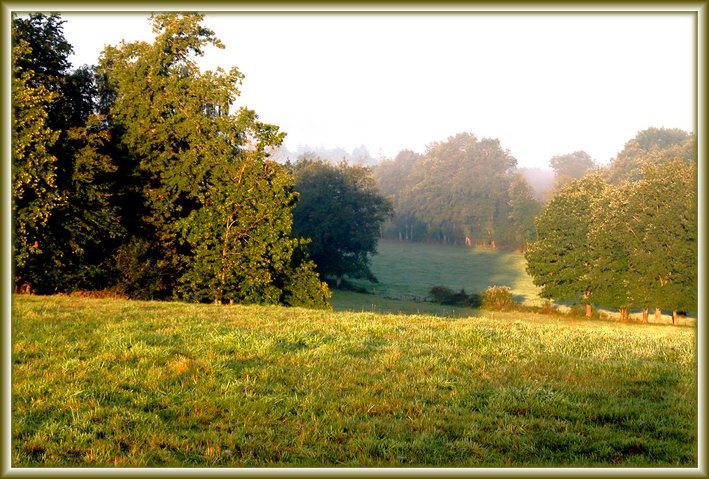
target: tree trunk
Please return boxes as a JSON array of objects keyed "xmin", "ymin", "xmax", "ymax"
[
  {"xmin": 619, "ymin": 307, "xmax": 629, "ymax": 321},
  {"xmin": 672, "ymin": 310, "xmax": 677, "ymax": 325},
  {"xmin": 585, "ymin": 303, "xmax": 592, "ymax": 319},
  {"xmin": 336, "ymin": 276, "xmax": 342, "ymax": 289},
  {"xmin": 642, "ymin": 307, "xmax": 649, "ymax": 324},
  {"xmin": 655, "ymin": 307, "xmax": 662, "ymax": 322}
]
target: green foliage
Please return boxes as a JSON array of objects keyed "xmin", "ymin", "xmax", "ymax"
[
  {"xmin": 12, "ymin": 14, "xmax": 126, "ymax": 293},
  {"xmin": 375, "ymin": 133, "xmax": 539, "ymax": 249},
  {"xmin": 525, "ymin": 175, "xmax": 606, "ymax": 306},
  {"xmin": 290, "ymin": 158, "xmax": 392, "ymax": 283},
  {"xmin": 527, "ymin": 138, "xmax": 697, "ymax": 316},
  {"xmin": 94, "ymin": 13, "xmax": 327, "ymax": 306},
  {"xmin": 176, "ymin": 158, "xmax": 329, "ymax": 307},
  {"xmin": 429, "ymin": 285, "xmax": 456, "ymax": 303},
  {"xmin": 481, "ymin": 285, "xmax": 515, "ymax": 311},
  {"xmin": 605, "ymin": 127, "xmax": 694, "ymax": 184},
  {"xmin": 11, "ymin": 13, "xmax": 328, "ymax": 307},
  {"xmin": 507, "ymin": 172, "xmax": 541, "ymax": 247},
  {"xmin": 586, "ymin": 183, "xmax": 632, "ymax": 311},
  {"xmin": 11, "ymin": 35, "xmax": 62, "ymax": 288},
  {"xmin": 428, "ymin": 285, "xmax": 481, "ymax": 307},
  {"xmin": 13, "ymin": 295, "xmax": 696, "ymax": 467},
  {"xmin": 112, "ymin": 238, "xmax": 169, "ymax": 300},
  {"xmin": 549, "ymin": 150, "xmax": 596, "ymax": 189},
  {"xmin": 623, "ymin": 159, "xmax": 697, "ymax": 313}
]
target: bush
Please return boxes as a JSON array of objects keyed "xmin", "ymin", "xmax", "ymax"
[
  {"xmin": 467, "ymin": 293, "xmax": 483, "ymax": 308},
  {"xmin": 429, "ymin": 285, "xmax": 456, "ymax": 304},
  {"xmin": 429, "ymin": 285, "xmax": 481, "ymax": 307},
  {"xmin": 482, "ymin": 285, "xmax": 516, "ymax": 311}
]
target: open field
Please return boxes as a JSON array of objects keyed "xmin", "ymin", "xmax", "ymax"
[
  {"xmin": 12, "ymin": 295, "xmax": 697, "ymax": 467},
  {"xmin": 338, "ymin": 240, "xmax": 695, "ymax": 325},
  {"xmin": 349, "ymin": 240, "xmax": 544, "ymax": 305}
]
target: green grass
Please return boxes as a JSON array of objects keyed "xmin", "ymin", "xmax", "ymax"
[
  {"xmin": 330, "ymin": 290, "xmax": 483, "ymax": 318},
  {"xmin": 349, "ymin": 240, "xmax": 544, "ymax": 306},
  {"xmin": 12, "ymin": 294, "xmax": 697, "ymax": 467}
]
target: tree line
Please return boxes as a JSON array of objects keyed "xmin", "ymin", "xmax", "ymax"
[
  {"xmin": 12, "ymin": 13, "xmax": 335, "ymax": 306},
  {"xmin": 373, "ymin": 133, "xmax": 542, "ymax": 249},
  {"xmin": 372, "ymin": 126, "xmax": 696, "ymax": 320},
  {"xmin": 12, "ymin": 13, "xmax": 696, "ymax": 316},
  {"xmin": 525, "ymin": 128, "xmax": 696, "ymax": 321}
]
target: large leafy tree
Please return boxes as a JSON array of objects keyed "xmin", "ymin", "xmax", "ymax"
[
  {"xmin": 527, "ymin": 130, "xmax": 697, "ymax": 321},
  {"xmin": 586, "ymin": 182, "xmax": 635, "ymax": 320},
  {"xmin": 12, "ymin": 13, "xmax": 125, "ymax": 293},
  {"xmin": 605, "ymin": 127, "xmax": 694, "ymax": 184},
  {"xmin": 624, "ymin": 158, "xmax": 697, "ymax": 320},
  {"xmin": 290, "ymin": 159, "xmax": 392, "ymax": 286},
  {"xmin": 399, "ymin": 133, "xmax": 518, "ymax": 246},
  {"xmin": 549, "ymin": 150, "xmax": 596, "ymax": 190},
  {"xmin": 98, "ymin": 13, "xmax": 328, "ymax": 306},
  {"xmin": 525, "ymin": 175, "xmax": 606, "ymax": 317},
  {"xmin": 11, "ymin": 37, "xmax": 62, "ymax": 291}
]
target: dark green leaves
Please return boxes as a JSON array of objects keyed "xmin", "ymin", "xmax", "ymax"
[{"xmin": 290, "ymin": 159, "xmax": 393, "ymax": 284}]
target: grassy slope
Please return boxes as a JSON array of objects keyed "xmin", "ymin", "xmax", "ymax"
[{"xmin": 12, "ymin": 295, "xmax": 697, "ymax": 467}]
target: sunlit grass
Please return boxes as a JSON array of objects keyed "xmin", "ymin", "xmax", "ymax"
[{"xmin": 12, "ymin": 295, "xmax": 696, "ymax": 467}]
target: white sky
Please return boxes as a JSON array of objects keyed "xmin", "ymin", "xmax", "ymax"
[{"xmin": 59, "ymin": 11, "xmax": 695, "ymax": 169}]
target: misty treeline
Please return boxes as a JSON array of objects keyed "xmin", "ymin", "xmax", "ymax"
[
  {"xmin": 374, "ymin": 127, "xmax": 697, "ymax": 317},
  {"xmin": 12, "ymin": 13, "xmax": 333, "ymax": 306},
  {"xmin": 374, "ymin": 133, "xmax": 541, "ymax": 248}
]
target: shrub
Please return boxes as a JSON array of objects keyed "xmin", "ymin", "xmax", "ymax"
[
  {"xmin": 482, "ymin": 285, "xmax": 516, "ymax": 311},
  {"xmin": 467, "ymin": 293, "xmax": 483, "ymax": 308},
  {"xmin": 429, "ymin": 285, "xmax": 456, "ymax": 304},
  {"xmin": 429, "ymin": 285, "xmax": 481, "ymax": 307}
]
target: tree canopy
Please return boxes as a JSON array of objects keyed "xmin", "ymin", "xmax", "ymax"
[
  {"xmin": 374, "ymin": 132, "xmax": 539, "ymax": 249},
  {"xmin": 289, "ymin": 158, "xmax": 392, "ymax": 285},
  {"xmin": 12, "ymin": 13, "xmax": 329, "ymax": 307},
  {"xmin": 549, "ymin": 150, "xmax": 596, "ymax": 190},
  {"xmin": 604, "ymin": 127, "xmax": 695, "ymax": 184},
  {"xmin": 526, "ymin": 129, "xmax": 697, "ymax": 320}
]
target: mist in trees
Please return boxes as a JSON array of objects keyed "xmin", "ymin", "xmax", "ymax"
[
  {"xmin": 273, "ymin": 144, "xmax": 377, "ymax": 166},
  {"xmin": 548, "ymin": 150, "xmax": 597, "ymax": 190},
  {"xmin": 374, "ymin": 133, "xmax": 541, "ymax": 249}
]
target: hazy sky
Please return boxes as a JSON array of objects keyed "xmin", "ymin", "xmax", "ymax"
[{"xmin": 59, "ymin": 11, "xmax": 695, "ymax": 169}]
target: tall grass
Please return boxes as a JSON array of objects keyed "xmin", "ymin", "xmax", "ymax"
[{"xmin": 12, "ymin": 295, "xmax": 696, "ymax": 467}]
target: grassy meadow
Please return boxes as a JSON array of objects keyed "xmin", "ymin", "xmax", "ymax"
[
  {"xmin": 346, "ymin": 240, "xmax": 543, "ymax": 306},
  {"xmin": 331, "ymin": 239, "xmax": 546, "ymax": 317},
  {"xmin": 12, "ymin": 294, "xmax": 697, "ymax": 467}
]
